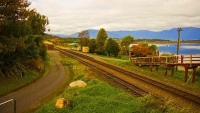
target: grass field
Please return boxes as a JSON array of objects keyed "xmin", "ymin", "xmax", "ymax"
[{"xmin": 35, "ymin": 56, "xmax": 185, "ymax": 113}]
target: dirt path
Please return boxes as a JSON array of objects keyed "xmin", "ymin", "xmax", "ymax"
[{"xmin": 0, "ymin": 50, "xmax": 67, "ymax": 113}]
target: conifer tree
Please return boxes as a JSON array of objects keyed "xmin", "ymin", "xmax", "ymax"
[{"xmin": 95, "ymin": 28, "xmax": 108, "ymax": 54}]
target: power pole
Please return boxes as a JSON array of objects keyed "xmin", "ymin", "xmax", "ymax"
[
  {"xmin": 176, "ymin": 28, "xmax": 182, "ymax": 71},
  {"xmin": 177, "ymin": 28, "xmax": 182, "ymax": 55}
]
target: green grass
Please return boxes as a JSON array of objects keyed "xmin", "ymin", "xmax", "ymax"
[
  {"xmin": 35, "ymin": 56, "xmax": 182, "ymax": 113},
  {"xmin": 36, "ymin": 80, "xmax": 180, "ymax": 113},
  {"xmin": 100, "ymin": 57, "xmax": 200, "ymax": 94},
  {"xmin": 44, "ymin": 55, "xmax": 50, "ymax": 67},
  {"xmin": 0, "ymin": 57, "xmax": 50, "ymax": 96},
  {"xmin": 0, "ymin": 70, "xmax": 41, "ymax": 96}
]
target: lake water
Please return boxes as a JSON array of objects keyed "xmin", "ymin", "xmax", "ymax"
[{"xmin": 156, "ymin": 43, "xmax": 200, "ymax": 55}]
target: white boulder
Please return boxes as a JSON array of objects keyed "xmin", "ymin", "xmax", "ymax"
[{"xmin": 69, "ymin": 80, "xmax": 87, "ymax": 87}]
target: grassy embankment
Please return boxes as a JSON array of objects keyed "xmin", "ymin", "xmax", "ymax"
[
  {"xmin": 85, "ymin": 53, "xmax": 200, "ymax": 110},
  {"xmin": 35, "ymin": 54, "xmax": 184, "ymax": 113},
  {"xmin": 87, "ymin": 54, "xmax": 200, "ymax": 94},
  {"xmin": 0, "ymin": 57, "xmax": 50, "ymax": 96}
]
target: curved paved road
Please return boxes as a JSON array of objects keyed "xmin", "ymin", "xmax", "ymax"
[{"xmin": 0, "ymin": 50, "xmax": 67, "ymax": 113}]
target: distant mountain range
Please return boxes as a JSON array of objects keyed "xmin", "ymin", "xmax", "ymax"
[{"xmin": 58, "ymin": 27, "xmax": 200, "ymax": 40}]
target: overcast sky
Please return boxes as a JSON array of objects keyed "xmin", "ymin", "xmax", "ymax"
[{"xmin": 29, "ymin": 0, "xmax": 200, "ymax": 35}]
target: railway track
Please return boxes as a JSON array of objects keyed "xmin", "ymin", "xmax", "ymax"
[
  {"xmin": 55, "ymin": 47, "xmax": 200, "ymax": 107},
  {"xmin": 57, "ymin": 47, "xmax": 148, "ymax": 97}
]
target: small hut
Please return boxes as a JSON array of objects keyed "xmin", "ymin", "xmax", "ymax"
[
  {"xmin": 44, "ymin": 41, "xmax": 54, "ymax": 50},
  {"xmin": 82, "ymin": 46, "xmax": 89, "ymax": 53}
]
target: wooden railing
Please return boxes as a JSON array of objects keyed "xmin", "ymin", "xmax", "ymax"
[
  {"xmin": 132, "ymin": 55, "xmax": 200, "ymax": 83},
  {"xmin": 133, "ymin": 55, "xmax": 200, "ymax": 66}
]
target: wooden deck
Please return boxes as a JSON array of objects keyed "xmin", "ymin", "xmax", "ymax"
[{"xmin": 132, "ymin": 55, "xmax": 200, "ymax": 83}]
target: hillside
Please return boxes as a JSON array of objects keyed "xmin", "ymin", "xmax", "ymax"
[{"xmin": 65, "ymin": 27, "xmax": 200, "ymax": 40}]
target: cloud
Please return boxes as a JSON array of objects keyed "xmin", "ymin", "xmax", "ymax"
[{"xmin": 29, "ymin": 0, "xmax": 200, "ymax": 35}]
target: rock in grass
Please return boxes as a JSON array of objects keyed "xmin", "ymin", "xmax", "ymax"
[
  {"xmin": 69, "ymin": 80, "xmax": 87, "ymax": 87},
  {"xmin": 55, "ymin": 98, "xmax": 70, "ymax": 108}
]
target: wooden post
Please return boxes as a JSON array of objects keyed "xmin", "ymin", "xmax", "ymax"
[
  {"xmin": 181, "ymin": 55, "xmax": 184, "ymax": 64},
  {"xmin": 184, "ymin": 65, "xmax": 198, "ymax": 83},
  {"xmin": 192, "ymin": 66, "xmax": 198, "ymax": 83},
  {"xmin": 184, "ymin": 66, "xmax": 188, "ymax": 83}
]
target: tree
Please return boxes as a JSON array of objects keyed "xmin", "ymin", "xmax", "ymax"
[
  {"xmin": 28, "ymin": 11, "xmax": 49, "ymax": 35},
  {"xmin": 0, "ymin": 0, "xmax": 49, "ymax": 77},
  {"xmin": 88, "ymin": 39, "xmax": 96, "ymax": 53},
  {"xmin": 0, "ymin": 0, "xmax": 49, "ymax": 36},
  {"xmin": 139, "ymin": 42, "xmax": 148, "ymax": 46},
  {"xmin": 148, "ymin": 44, "xmax": 158, "ymax": 55},
  {"xmin": 0, "ymin": 0, "xmax": 32, "ymax": 77},
  {"xmin": 34, "ymin": 35, "xmax": 44, "ymax": 47},
  {"xmin": 78, "ymin": 30, "xmax": 90, "ymax": 38},
  {"xmin": 79, "ymin": 38, "xmax": 90, "ymax": 47},
  {"xmin": 24, "ymin": 35, "xmax": 39, "ymax": 59},
  {"xmin": 95, "ymin": 28, "xmax": 108, "ymax": 55},
  {"xmin": 0, "ymin": 35, "xmax": 29, "ymax": 77},
  {"xmin": 121, "ymin": 35, "xmax": 134, "ymax": 55},
  {"xmin": 78, "ymin": 30, "xmax": 90, "ymax": 49},
  {"xmin": 0, "ymin": 0, "xmax": 32, "ymax": 38},
  {"xmin": 131, "ymin": 44, "xmax": 158, "ymax": 57},
  {"xmin": 131, "ymin": 45, "xmax": 149, "ymax": 57},
  {"xmin": 105, "ymin": 38, "xmax": 120, "ymax": 57}
]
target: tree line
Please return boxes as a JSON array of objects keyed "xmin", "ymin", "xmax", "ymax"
[
  {"xmin": 0, "ymin": 0, "xmax": 49, "ymax": 77},
  {"xmin": 77, "ymin": 28, "xmax": 158, "ymax": 57}
]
